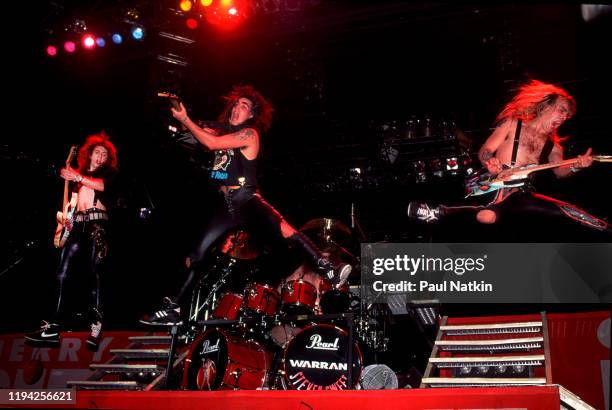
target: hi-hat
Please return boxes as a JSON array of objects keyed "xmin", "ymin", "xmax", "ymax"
[{"xmin": 300, "ymin": 218, "xmax": 352, "ymax": 240}]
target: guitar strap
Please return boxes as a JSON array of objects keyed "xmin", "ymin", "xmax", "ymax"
[
  {"xmin": 510, "ymin": 119, "xmax": 522, "ymax": 166},
  {"xmin": 538, "ymin": 139, "xmax": 554, "ymax": 164}
]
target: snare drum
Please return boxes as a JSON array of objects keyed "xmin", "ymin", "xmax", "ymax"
[
  {"xmin": 281, "ymin": 279, "xmax": 318, "ymax": 315},
  {"xmin": 182, "ymin": 328, "xmax": 272, "ymax": 390}
]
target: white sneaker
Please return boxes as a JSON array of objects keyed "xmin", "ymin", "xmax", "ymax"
[{"xmin": 408, "ymin": 202, "xmax": 441, "ymax": 223}]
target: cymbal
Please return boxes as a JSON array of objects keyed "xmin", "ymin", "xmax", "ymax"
[
  {"xmin": 219, "ymin": 230, "xmax": 259, "ymax": 260},
  {"xmin": 300, "ymin": 218, "xmax": 352, "ymax": 238}
]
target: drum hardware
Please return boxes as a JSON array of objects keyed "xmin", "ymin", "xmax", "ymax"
[{"xmin": 189, "ymin": 258, "xmax": 236, "ymax": 323}]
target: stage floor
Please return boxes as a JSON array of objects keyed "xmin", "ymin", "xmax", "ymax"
[{"xmin": 11, "ymin": 385, "xmax": 561, "ymax": 410}]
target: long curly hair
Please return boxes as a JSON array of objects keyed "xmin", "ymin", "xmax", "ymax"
[
  {"xmin": 77, "ymin": 131, "xmax": 118, "ymax": 173},
  {"xmin": 496, "ymin": 80, "xmax": 576, "ymax": 124},
  {"xmin": 217, "ymin": 85, "xmax": 274, "ymax": 133}
]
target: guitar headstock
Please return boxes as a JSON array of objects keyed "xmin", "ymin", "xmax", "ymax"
[
  {"xmin": 158, "ymin": 91, "xmax": 182, "ymax": 110},
  {"xmin": 66, "ymin": 145, "xmax": 78, "ymax": 167},
  {"xmin": 594, "ymin": 155, "xmax": 612, "ymax": 162}
]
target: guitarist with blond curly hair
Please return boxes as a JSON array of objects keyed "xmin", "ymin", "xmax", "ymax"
[{"xmin": 408, "ymin": 80, "xmax": 610, "ymax": 233}]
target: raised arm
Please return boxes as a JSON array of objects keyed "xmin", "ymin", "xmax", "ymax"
[{"xmin": 171, "ymin": 102, "xmax": 259, "ymax": 151}]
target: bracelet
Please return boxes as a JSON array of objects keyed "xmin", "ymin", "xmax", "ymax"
[
  {"xmin": 76, "ymin": 175, "xmax": 84, "ymax": 183},
  {"xmin": 569, "ymin": 166, "xmax": 579, "ymax": 173}
]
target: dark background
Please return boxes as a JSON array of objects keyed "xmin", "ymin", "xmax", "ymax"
[{"xmin": 1, "ymin": 1, "xmax": 611, "ymax": 374}]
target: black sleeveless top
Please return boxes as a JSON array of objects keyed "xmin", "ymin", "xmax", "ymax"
[
  {"xmin": 210, "ymin": 148, "xmax": 258, "ymax": 187},
  {"xmin": 207, "ymin": 121, "xmax": 259, "ymax": 188}
]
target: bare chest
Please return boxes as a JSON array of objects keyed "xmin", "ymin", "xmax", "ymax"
[
  {"xmin": 77, "ymin": 185, "xmax": 106, "ymax": 212},
  {"xmin": 497, "ymin": 126, "xmax": 548, "ymax": 166}
]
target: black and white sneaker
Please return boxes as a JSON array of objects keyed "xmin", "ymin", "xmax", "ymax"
[
  {"xmin": 319, "ymin": 258, "xmax": 352, "ymax": 287},
  {"xmin": 139, "ymin": 297, "xmax": 183, "ymax": 326},
  {"xmin": 24, "ymin": 321, "xmax": 61, "ymax": 346},
  {"xmin": 86, "ymin": 321, "xmax": 103, "ymax": 351},
  {"xmin": 407, "ymin": 202, "xmax": 441, "ymax": 223}
]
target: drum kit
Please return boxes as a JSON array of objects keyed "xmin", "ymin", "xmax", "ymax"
[{"xmin": 180, "ymin": 218, "xmax": 390, "ymax": 391}]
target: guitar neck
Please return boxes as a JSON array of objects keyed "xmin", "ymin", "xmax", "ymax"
[
  {"xmin": 61, "ymin": 145, "xmax": 77, "ymax": 210},
  {"xmin": 62, "ymin": 178, "xmax": 70, "ymax": 209},
  {"xmin": 520, "ymin": 155, "xmax": 611, "ymax": 174},
  {"xmin": 527, "ymin": 157, "xmax": 580, "ymax": 173}
]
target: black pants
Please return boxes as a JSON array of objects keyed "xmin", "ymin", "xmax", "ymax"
[
  {"xmin": 443, "ymin": 189, "xmax": 610, "ymax": 232},
  {"xmin": 177, "ymin": 187, "xmax": 323, "ymax": 303},
  {"xmin": 54, "ymin": 216, "xmax": 108, "ymax": 324}
]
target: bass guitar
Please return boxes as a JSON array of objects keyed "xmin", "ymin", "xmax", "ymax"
[{"xmin": 53, "ymin": 146, "xmax": 78, "ymax": 248}]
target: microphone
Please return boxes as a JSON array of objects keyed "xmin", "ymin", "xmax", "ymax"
[{"xmin": 350, "ymin": 203, "xmax": 355, "ymax": 229}]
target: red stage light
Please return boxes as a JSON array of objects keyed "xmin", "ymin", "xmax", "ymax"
[
  {"xmin": 82, "ymin": 34, "xmax": 96, "ymax": 49},
  {"xmin": 46, "ymin": 45, "xmax": 57, "ymax": 57},
  {"xmin": 186, "ymin": 18, "xmax": 199, "ymax": 29},
  {"xmin": 64, "ymin": 41, "xmax": 76, "ymax": 53},
  {"xmin": 203, "ymin": 0, "xmax": 247, "ymax": 30}
]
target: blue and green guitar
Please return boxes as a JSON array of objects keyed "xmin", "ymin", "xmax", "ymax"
[{"xmin": 465, "ymin": 155, "xmax": 612, "ymax": 197}]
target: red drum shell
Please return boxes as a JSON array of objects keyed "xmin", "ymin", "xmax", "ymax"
[
  {"xmin": 244, "ymin": 283, "xmax": 281, "ymax": 316},
  {"xmin": 211, "ymin": 293, "xmax": 243, "ymax": 320},
  {"xmin": 182, "ymin": 328, "xmax": 271, "ymax": 390},
  {"xmin": 281, "ymin": 279, "xmax": 318, "ymax": 309}
]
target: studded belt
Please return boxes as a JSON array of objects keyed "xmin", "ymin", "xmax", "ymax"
[{"xmin": 75, "ymin": 210, "xmax": 109, "ymax": 223}]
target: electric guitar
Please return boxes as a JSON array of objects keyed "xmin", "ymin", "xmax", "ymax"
[
  {"xmin": 465, "ymin": 155, "xmax": 612, "ymax": 197},
  {"xmin": 157, "ymin": 91, "xmax": 182, "ymax": 111},
  {"xmin": 53, "ymin": 146, "xmax": 78, "ymax": 248}
]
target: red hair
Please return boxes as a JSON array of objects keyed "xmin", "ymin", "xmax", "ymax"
[
  {"xmin": 77, "ymin": 131, "xmax": 118, "ymax": 173},
  {"xmin": 496, "ymin": 80, "xmax": 576, "ymax": 124}
]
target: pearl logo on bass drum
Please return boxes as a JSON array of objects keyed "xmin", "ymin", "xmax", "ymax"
[
  {"xmin": 305, "ymin": 334, "xmax": 340, "ymax": 351},
  {"xmin": 200, "ymin": 338, "xmax": 221, "ymax": 355}
]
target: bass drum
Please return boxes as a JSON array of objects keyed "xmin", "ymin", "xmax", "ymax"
[
  {"xmin": 281, "ymin": 324, "xmax": 362, "ymax": 390},
  {"xmin": 182, "ymin": 328, "xmax": 271, "ymax": 390}
]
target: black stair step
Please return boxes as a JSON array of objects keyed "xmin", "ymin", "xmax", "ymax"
[
  {"xmin": 67, "ymin": 380, "xmax": 142, "ymax": 390},
  {"xmin": 110, "ymin": 348, "xmax": 170, "ymax": 359},
  {"xmin": 90, "ymin": 363, "xmax": 165, "ymax": 374},
  {"xmin": 128, "ymin": 335, "xmax": 172, "ymax": 344}
]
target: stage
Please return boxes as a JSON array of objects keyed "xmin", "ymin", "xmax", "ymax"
[
  {"xmin": 2, "ymin": 2, "xmax": 612, "ymax": 409},
  {"xmin": 9, "ymin": 385, "xmax": 562, "ymax": 409}
]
